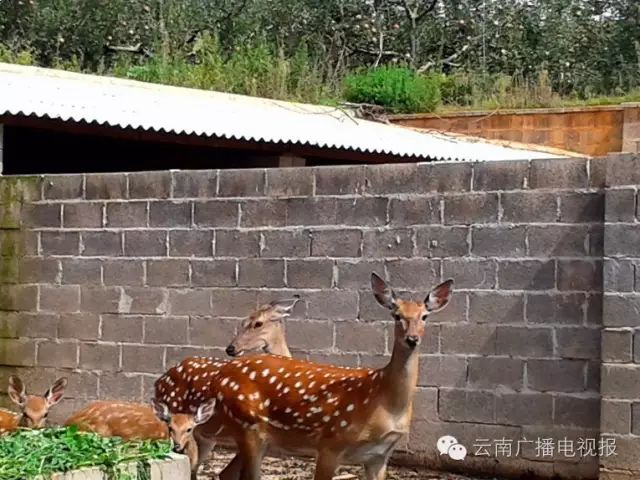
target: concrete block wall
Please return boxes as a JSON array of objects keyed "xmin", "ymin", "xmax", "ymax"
[
  {"xmin": 0, "ymin": 155, "xmax": 633, "ymax": 479},
  {"xmin": 600, "ymin": 154, "xmax": 640, "ymax": 480}
]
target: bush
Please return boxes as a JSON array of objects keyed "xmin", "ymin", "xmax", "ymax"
[
  {"xmin": 113, "ymin": 34, "xmax": 336, "ymax": 105},
  {"xmin": 344, "ymin": 67, "xmax": 441, "ymax": 113}
]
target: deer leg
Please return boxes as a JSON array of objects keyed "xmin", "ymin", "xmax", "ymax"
[
  {"xmin": 235, "ymin": 431, "xmax": 265, "ymax": 480},
  {"xmin": 218, "ymin": 453, "xmax": 243, "ymax": 480},
  {"xmin": 363, "ymin": 457, "xmax": 389, "ymax": 480},
  {"xmin": 313, "ymin": 450, "xmax": 339, "ymax": 480},
  {"xmin": 193, "ymin": 429, "xmax": 217, "ymax": 466}
]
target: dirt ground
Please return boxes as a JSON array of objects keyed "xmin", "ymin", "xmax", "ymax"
[{"xmin": 199, "ymin": 448, "xmax": 483, "ymax": 480}]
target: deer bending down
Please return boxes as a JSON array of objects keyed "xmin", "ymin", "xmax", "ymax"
[
  {"xmin": 0, "ymin": 376, "xmax": 67, "ymax": 435},
  {"xmin": 64, "ymin": 399, "xmax": 215, "ymax": 475},
  {"xmin": 156, "ymin": 274, "xmax": 453, "ymax": 480}
]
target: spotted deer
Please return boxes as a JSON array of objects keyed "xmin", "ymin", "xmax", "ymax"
[
  {"xmin": 64, "ymin": 399, "xmax": 215, "ymax": 478},
  {"xmin": 156, "ymin": 273, "xmax": 453, "ymax": 480},
  {"xmin": 0, "ymin": 376, "xmax": 67, "ymax": 435},
  {"xmin": 225, "ymin": 298, "xmax": 299, "ymax": 358}
]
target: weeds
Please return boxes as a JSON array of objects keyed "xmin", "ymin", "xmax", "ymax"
[{"xmin": 1, "ymin": 38, "xmax": 638, "ymax": 113}]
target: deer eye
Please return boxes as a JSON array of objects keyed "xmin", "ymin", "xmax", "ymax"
[
  {"xmin": 392, "ymin": 313, "xmax": 401, "ymax": 321},
  {"xmin": 254, "ymin": 321, "xmax": 263, "ymax": 329},
  {"xmin": 421, "ymin": 314, "xmax": 428, "ymax": 321},
  {"xmin": 187, "ymin": 427, "xmax": 193, "ymax": 433}
]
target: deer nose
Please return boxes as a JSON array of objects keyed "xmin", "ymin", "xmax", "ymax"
[
  {"xmin": 225, "ymin": 345, "xmax": 237, "ymax": 356},
  {"xmin": 406, "ymin": 335, "xmax": 419, "ymax": 348}
]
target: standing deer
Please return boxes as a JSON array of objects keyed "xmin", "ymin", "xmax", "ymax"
[
  {"xmin": 0, "ymin": 375, "xmax": 67, "ymax": 435},
  {"xmin": 225, "ymin": 298, "xmax": 300, "ymax": 358},
  {"xmin": 153, "ymin": 298, "xmax": 299, "ymax": 478},
  {"xmin": 64, "ymin": 398, "xmax": 215, "ymax": 477},
  {"xmin": 156, "ymin": 273, "xmax": 453, "ymax": 480}
]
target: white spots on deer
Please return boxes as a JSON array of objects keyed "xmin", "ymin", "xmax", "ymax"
[
  {"xmin": 220, "ymin": 377, "xmax": 229, "ymax": 387},
  {"xmin": 340, "ymin": 420, "xmax": 348, "ymax": 428},
  {"xmin": 249, "ymin": 371, "xmax": 256, "ymax": 381},
  {"xmin": 269, "ymin": 376, "xmax": 277, "ymax": 384},
  {"xmin": 238, "ymin": 394, "xmax": 245, "ymax": 401},
  {"xmin": 261, "ymin": 369, "xmax": 270, "ymax": 378},
  {"xmin": 346, "ymin": 404, "xmax": 355, "ymax": 412}
]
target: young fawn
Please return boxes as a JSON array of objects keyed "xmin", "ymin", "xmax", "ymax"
[
  {"xmin": 156, "ymin": 273, "xmax": 453, "ymax": 480},
  {"xmin": 225, "ymin": 298, "xmax": 300, "ymax": 358},
  {"xmin": 64, "ymin": 399, "xmax": 215, "ymax": 477},
  {"xmin": 0, "ymin": 376, "xmax": 67, "ymax": 434}
]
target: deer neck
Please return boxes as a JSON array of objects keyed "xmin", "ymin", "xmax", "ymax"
[
  {"xmin": 381, "ymin": 327, "xmax": 420, "ymax": 414},
  {"xmin": 267, "ymin": 329, "xmax": 291, "ymax": 358},
  {"xmin": 185, "ymin": 438, "xmax": 199, "ymax": 471}
]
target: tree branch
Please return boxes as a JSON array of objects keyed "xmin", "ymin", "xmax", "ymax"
[
  {"xmin": 417, "ymin": 44, "xmax": 470, "ymax": 73},
  {"xmin": 416, "ymin": 0, "xmax": 438, "ymax": 23},
  {"xmin": 105, "ymin": 43, "xmax": 153, "ymax": 57}
]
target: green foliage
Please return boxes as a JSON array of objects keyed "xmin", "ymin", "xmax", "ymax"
[
  {"xmin": 0, "ymin": 0, "xmax": 638, "ymax": 112},
  {"xmin": 344, "ymin": 67, "xmax": 441, "ymax": 113},
  {"xmin": 113, "ymin": 34, "xmax": 335, "ymax": 104},
  {"xmin": 0, "ymin": 426, "xmax": 171, "ymax": 480}
]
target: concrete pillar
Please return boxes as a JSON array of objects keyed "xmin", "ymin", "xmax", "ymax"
[{"xmin": 622, "ymin": 103, "xmax": 640, "ymax": 153}]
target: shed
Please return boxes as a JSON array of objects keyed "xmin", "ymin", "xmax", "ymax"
[{"xmin": 0, "ymin": 62, "xmax": 568, "ymax": 174}]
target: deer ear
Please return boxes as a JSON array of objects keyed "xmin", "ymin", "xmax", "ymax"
[
  {"xmin": 45, "ymin": 377, "xmax": 67, "ymax": 406},
  {"xmin": 270, "ymin": 296, "xmax": 300, "ymax": 316},
  {"xmin": 151, "ymin": 399, "xmax": 171, "ymax": 423},
  {"xmin": 425, "ymin": 279, "xmax": 454, "ymax": 313},
  {"xmin": 371, "ymin": 272, "xmax": 397, "ymax": 310},
  {"xmin": 195, "ymin": 399, "xmax": 216, "ymax": 425},
  {"xmin": 8, "ymin": 376, "xmax": 26, "ymax": 406}
]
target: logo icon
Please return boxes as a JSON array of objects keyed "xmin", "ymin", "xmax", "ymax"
[{"xmin": 437, "ymin": 435, "xmax": 467, "ymax": 461}]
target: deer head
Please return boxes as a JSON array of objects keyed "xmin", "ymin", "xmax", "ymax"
[
  {"xmin": 151, "ymin": 398, "xmax": 216, "ymax": 455},
  {"xmin": 8, "ymin": 375, "xmax": 67, "ymax": 428},
  {"xmin": 225, "ymin": 298, "xmax": 300, "ymax": 357},
  {"xmin": 371, "ymin": 272, "xmax": 453, "ymax": 349}
]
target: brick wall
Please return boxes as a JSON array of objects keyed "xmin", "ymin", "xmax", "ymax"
[
  {"xmin": 0, "ymin": 156, "xmax": 635, "ymax": 479},
  {"xmin": 390, "ymin": 105, "xmax": 634, "ymax": 156}
]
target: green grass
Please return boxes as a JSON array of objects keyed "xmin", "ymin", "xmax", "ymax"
[{"xmin": 0, "ymin": 427, "xmax": 171, "ymax": 480}]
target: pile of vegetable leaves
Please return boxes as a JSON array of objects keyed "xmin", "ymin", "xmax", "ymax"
[{"xmin": 0, "ymin": 426, "xmax": 170, "ymax": 479}]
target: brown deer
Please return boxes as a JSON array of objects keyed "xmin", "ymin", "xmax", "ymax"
[
  {"xmin": 155, "ymin": 273, "xmax": 453, "ymax": 480},
  {"xmin": 0, "ymin": 375, "xmax": 67, "ymax": 435},
  {"xmin": 225, "ymin": 298, "xmax": 299, "ymax": 358},
  {"xmin": 64, "ymin": 398, "xmax": 215, "ymax": 478}
]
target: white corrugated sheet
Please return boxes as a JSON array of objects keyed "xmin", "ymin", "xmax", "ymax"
[{"xmin": 0, "ymin": 63, "xmax": 563, "ymax": 162}]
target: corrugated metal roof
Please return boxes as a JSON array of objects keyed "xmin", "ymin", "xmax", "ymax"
[{"xmin": 0, "ymin": 63, "xmax": 564, "ymax": 162}]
